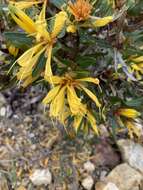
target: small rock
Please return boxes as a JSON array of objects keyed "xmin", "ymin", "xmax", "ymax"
[
  {"xmin": 99, "ymin": 124, "xmax": 109, "ymax": 137},
  {"xmin": 117, "ymin": 139, "xmax": 143, "ymax": 174},
  {"xmin": 104, "ymin": 182, "xmax": 119, "ymax": 190},
  {"xmin": 0, "ymin": 93, "xmax": 6, "ymax": 108},
  {"xmin": 96, "ymin": 182, "xmax": 119, "ymax": 190},
  {"xmin": 30, "ymin": 168, "xmax": 52, "ymax": 186},
  {"xmin": 91, "ymin": 139, "xmax": 120, "ymax": 168},
  {"xmin": 100, "ymin": 170, "xmax": 108, "ymax": 181},
  {"xmin": 83, "ymin": 161, "xmax": 95, "ymax": 173},
  {"xmin": 24, "ymin": 116, "xmax": 32, "ymax": 123},
  {"xmin": 0, "ymin": 107, "xmax": 6, "ymax": 116},
  {"xmin": 82, "ymin": 176, "xmax": 94, "ymax": 190},
  {"xmin": 95, "ymin": 163, "xmax": 143, "ymax": 190}
]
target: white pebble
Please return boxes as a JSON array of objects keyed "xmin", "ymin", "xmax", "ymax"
[
  {"xmin": 82, "ymin": 176, "xmax": 94, "ymax": 190},
  {"xmin": 0, "ymin": 107, "xmax": 6, "ymax": 117},
  {"xmin": 83, "ymin": 161, "xmax": 95, "ymax": 173},
  {"xmin": 30, "ymin": 168, "xmax": 52, "ymax": 186}
]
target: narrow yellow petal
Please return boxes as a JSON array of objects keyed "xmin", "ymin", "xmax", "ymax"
[
  {"xmin": 93, "ymin": 16, "xmax": 113, "ymax": 27},
  {"xmin": 132, "ymin": 56, "xmax": 143, "ymax": 63},
  {"xmin": 73, "ymin": 115, "xmax": 83, "ymax": 132},
  {"xmin": 87, "ymin": 111, "xmax": 98, "ymax": 135},
  {"xmin": 117, "ymin": 108, "xmax": 141, "ymax": 118},
  {"xmin": 59, "ymin": 107, "xmax": 71, "ymax": 125},
  {"xmin": 35, "ymin": 0, "xmax": 51, "ymax": 42},
  {"xmin": 9, "ymin": 5, "xmax": 36, "ymax": 34},
  {"xmin": 125, "ymin": 121, "xmax": 141, "ymax": 139},
  {"xmin": 77, "ymin": 77, "xmax": 99, "ymax": 85},
  {"xmin": 22, "ymin": 75, "xmax": 38, "ymax": 88},
  {"xmin": 67, "ymin": 85, "xmax": 81, "ymax": 114},
  {"xmin": 42, "ymin": 85, "xmax": 61, "ymax": 105},
  {"xmin": 51, "ymin": 11, "xmax": 67, "ymax": 38},
  {"xmin": 45, "ymin": 46, "xmax": 53, "ymax": 77},
  {"xmin": 80, "ymin": 85, "xmax": 101, "ymax": 108},
  {"xmin": 50, "ymin": 86, "xmax": 66, "ymax": 117},
  {"xmin": 17, "ymin": 68, "xmax": 31, "ymax": 80},
  {"xmin": 131, "ymin": 64, "xmax": 142, "ymax": 71},
  {"xmin": 17, "ymin": 43, "xmax": 44, "ymax": 67},
  {"xmin": 10, "ymin": 13, "xmax": 35, "ymax": 34}
]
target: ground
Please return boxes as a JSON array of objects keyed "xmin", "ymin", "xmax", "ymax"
[{"xmin": 0, "ymin": 86, "xmax": 128, "ymax": 190}]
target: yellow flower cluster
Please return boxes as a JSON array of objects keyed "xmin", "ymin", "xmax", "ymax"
[
  {"xmin": 9, "ymin": 0, "xmax": 67, "ymax": 86},
  {"xmin": 7, "ymin": 0, "xmax": 115, "ymax": 133},
  {"xmin": 115, "ymin": 108, "xmax": 141, "ymax": 138}
]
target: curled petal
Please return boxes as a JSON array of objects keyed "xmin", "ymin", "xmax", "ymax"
[{"xmin": 76, "ymin": 77, "xmax": 99, "ymax": 85}]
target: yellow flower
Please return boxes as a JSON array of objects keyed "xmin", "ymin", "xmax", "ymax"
[
  {"xmin": 116, "ymin": 108, "xmax": 141, "ymax": 118},
  {"xmin": 115, "ymin": 108, "xmax": 141, "ymax": 139},
  {"xmin": 131, "ymin": 63, "xmax": 143, "ymax": 80},
  {"xmin": 73, "ymin": 110, "xmax": 98, "ymax": 134},
  {"xmin": 125, "ymin": 120, "xmax": 141, "ymax": 139},
  {"xmin": 127, "ymin": 55, "xmax": 143, "ymax": 80},
  {"xmin": 9, "ymin": 0, "xmax": 43, "ymax": 10},
  {"xmin": 43, "ymin": 74, "xmax": 101, "ymax": 111},
  {"xmin": 60, "ymin": 106, "xmax": 99, "ymax": 134},
  {"xmin": 42, "ymin": 74, "xmax": 101, "ymax": 134},
  {"xmin": 68, "ymin": 0, "xmax": 92, "ymax": 21},
  {"xmin": 9, "ymin": 2, "xmax": 68, "ymax": 86}
]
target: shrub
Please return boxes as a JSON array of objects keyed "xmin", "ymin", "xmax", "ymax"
[{"xmin": 1, "ymin": 0, "xmax": 143, "ymax": 138}]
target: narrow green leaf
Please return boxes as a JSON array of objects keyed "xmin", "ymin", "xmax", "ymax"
[
  {"xmin": 4, "ymin": 32, "xmax": 34, "ymax": 50},
  {"xmin": 32, "ymin": 52, "xmax": 46, "ymax": 77}
]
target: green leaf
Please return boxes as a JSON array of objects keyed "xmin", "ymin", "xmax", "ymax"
[
  {"xmin": 51, "ymin": 0, "xmax": 67, "ymax": 9},
  {"xmin": 76, "ymin": 55, "xmax": 96, "ymax": 68},
  {"xmin": 32, "ymin": 53, "xmax": 46, "ymax": 77},
  {"xmin": 109, "ymin": 96, "xmax": 123, "ymax": 105},
  {"xmin": 124, "ymin": 97, "xmax": 143, "ymax": 108},
  {"xmin": 53, "ymin": 43, "xmax": 62, "ymax": 54},
  {"xmin": 128, "ymin": 1, "xmax": 143, "ymax": 16},
  {"xmin": 80, "ymin": 31, "xmax": 111, "ymax": 48},
  {"xmin": 0, "ymin": 4, "xmax": 7, "ymax": 13},
  {"xmin": 109, "ymin": 117, "xmax": 118, "ymax": 140},
  {"xmin": 4, "ymin": 32, "xmax": 34, "ymax": 50}
]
